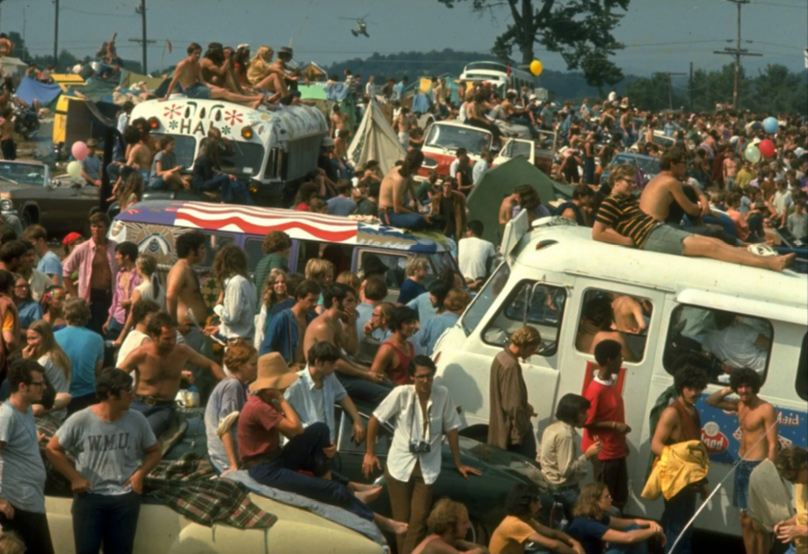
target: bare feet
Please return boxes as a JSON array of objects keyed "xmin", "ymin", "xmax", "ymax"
[
  {"xmin": 354, "ymin": 485, "xmax": 383, "ymax": 505},
  {"xmin": 251, "ymin": 94, "xmax": 265, "ymax": 110},
  {"xmin": 767, "ymin": 253, "xmax": 795, "ymax": 272},
  {"xmin": 374, "ymin": 514, "xmax": 408, "ymax": 535}
]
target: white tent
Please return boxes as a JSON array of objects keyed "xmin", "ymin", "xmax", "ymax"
[
  {"xmin": 0, "ymin": 57, "xmax": 28, "ymax": 75},
  {"xmin": 347, "ymin": 100, "xmax": 406, "ymax": 175}
]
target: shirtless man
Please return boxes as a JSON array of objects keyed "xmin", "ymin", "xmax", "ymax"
[
  {"xmin": 119, "ymin": 312, "xmax": 224, "ymax": 436},
  {"xmin": 706, "ymin": 368, "xmax": 778, "ymax": 554},
  {"xmin": 499, "ymin": 191, "xmax": 520, "ymax": 227},
  {"xmin": 109, "ymin": 125, "xmax": 153, "ymax": 193},
  {"xmin": 651, "ymin": 364, "xmax": 709, "ymax": 553},
  {"xmin": 393, "ymin": 107, "xmax": 414, "ymax": 148},
  {"xmin": 330, "ymin": 105, "xmax": 352, "ymax": 139},
  {"xmin": 640, "ymin": 147, "xmax": 710, "ymax": 223},
  {"xmin": 264, "ymin": 46, "xmax": 300, "ymax": 103},
  {"xmin": 379, "ymin": 149, "xmax": 433, "ymax": 230},
  {"xmin": 303, "ymin": 283, "xmax": 391, "ymax": 405},
  {"xmin": 200, "ymin": 43, "xmax": 236, "ymax": 91},
  {"xmin": 163, "ymin": 42, "xmax": 265, "ymax": 108},
  {"xmin": 0, "ymin": 106, "xmax": 15, "ymax": 161},
  {"xmin": 724, "ymin": 152, "xmax": 741, "ymax": 191}
]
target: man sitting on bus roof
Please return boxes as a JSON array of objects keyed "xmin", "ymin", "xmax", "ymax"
[
  {"xmin": 592, "ymin": 164, "xmax": 794, "ymax": 272},
  {"xmin": 163, "ymin": 43, "xmax": 267, "ymax": 109}
]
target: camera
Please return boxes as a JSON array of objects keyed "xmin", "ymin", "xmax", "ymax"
[{"xmin": 409, "ymin": 440, "xmax": 431, "ymax": 454}]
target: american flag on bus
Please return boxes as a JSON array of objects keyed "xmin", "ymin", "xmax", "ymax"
[{"xmin": 174, "ymin": 202, "xmax": 359, "ymax": 243}]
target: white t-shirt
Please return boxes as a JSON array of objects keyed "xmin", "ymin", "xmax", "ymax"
[
  {"xmin": 116, "ymin": 330, "xmax": 151, "ymax": 368},
  {"xmin": 702, "ymin": 324, "xmax": 767, "ymax": 372},
  {"xmin": 458, "ymin": 236, "xmax": 496, "ymax": 280}
]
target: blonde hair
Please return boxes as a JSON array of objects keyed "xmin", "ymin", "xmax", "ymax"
[
  {"xmin": 426, "ymin": 498, "xmax": 468, "ymax": 535},
  {"xmin": 572, "ymin": 482, "xmax": 608, "ymax": 519},
  {"xmin": 336, "ymin": 271, "xmax": 360, "ymax": 291},
  {"xmin": 608, "ymin": 163, "xmax": 636, "ymax": 188},
  {"xmin": 261, "ymin": 268, "xmax": 289, "ymax": 309},
  {"xmin": 405, "ymin": 256, "xmax": 429, "ymax": 277},
  {"xmin": 28, "ymin": 319, "xmax": 71, "ymax": 380},
  {"xmin": 510, "ymin": 326, "xmax": 542, "ymax": 347},
  {"xmin": 305, "ymin": 258, "xmax": 334, "ymax": 282}
]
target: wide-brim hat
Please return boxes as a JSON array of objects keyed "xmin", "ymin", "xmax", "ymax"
[
  {"xmin": 249, "ymin": 352, "xmax": 299, "ymax": 392},
  {"xmin": 86, "ymin": 138, "xmax": 99, "ymax": 148}
]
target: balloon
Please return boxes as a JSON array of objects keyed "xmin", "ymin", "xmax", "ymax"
[
  {"xmin": 71, "ymin": 141, "xmax": 88, "ymax": 161},
  {"xmin": 762, "ymin": 117, "xmax": 778, "ymax": 134},
  {"xmin": 529, "ymin": 59, "xmax": 543, "ymax": 76},
  {"xmin": 745, "ymin": 144, "xmax": 761, "ymax": 163},
  {"xmin": 758, "ymin": 139, "xmax": 775, "ymax": 158},
  {"xmin": 67, "ymin": 160, "xmax": 83, "ymax": 179}
]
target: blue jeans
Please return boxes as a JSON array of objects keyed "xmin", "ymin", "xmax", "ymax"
[
  {"xmin": 336, "ymin": 373, "xmax": 393, "ymax": 405},
  {"xmin": 72, "ymin": 492, "xmax": 141, "ymax": 554},
  {"xmin": 661, "ymin": 488, "xmax": 697, "ymax": 554},
  {"xmin": 605, "ymin": 524, "xmax": 648, "ymax": 554},
  {"xmin": 130, "ymin": 400, "xmax": 175, "ymax": 437},
  {"xmin": 552, "ymin": 485, "xmax": 580, "ymax": 521},
  {"xmin": 248, "ymin": 422, "xmax": 374, "ymax": 521},
  {"xmin": 195, "ymin": 174, "xmax": 254, "ymax": 205}
]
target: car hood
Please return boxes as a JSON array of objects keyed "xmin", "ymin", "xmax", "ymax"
[
  {"xmin": 454, "ymin": 435, "xmax": 547, "ymax": 488},
  {"xmin": 0, "ymin": 182, "xmax": 41, "ymax": 195}
]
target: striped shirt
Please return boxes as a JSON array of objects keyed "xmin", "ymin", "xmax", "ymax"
[{"xmin": 595, "ymin": 195, "xmax": 657, "ymax": 248}]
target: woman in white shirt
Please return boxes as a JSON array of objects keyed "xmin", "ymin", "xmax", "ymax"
[
  {"xmin": 23, "ymin": 319, "xmax": 71, "ymax": 420},
  {"xmin": 210, "ymin": 245, "xmax": 257, "ymax": 341}
]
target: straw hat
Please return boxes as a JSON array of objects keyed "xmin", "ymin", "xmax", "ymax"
[{"xmin": 249, "ymin": 353, "xmax": 299, "ymax": 392}]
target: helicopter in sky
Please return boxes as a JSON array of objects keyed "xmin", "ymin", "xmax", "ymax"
[{"xmin": 339, "ymin": 16, "xmax": 370, "ymax": 38}]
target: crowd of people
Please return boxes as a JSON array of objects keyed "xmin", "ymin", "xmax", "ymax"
[{"xmin": 0, "ymin": 36, "xmax": 804, "ymax": 554}]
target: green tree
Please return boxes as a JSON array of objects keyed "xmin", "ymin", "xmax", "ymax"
[
  {"xmin": 439, "ymin": 0, "xmax": 629, "ymax": 89},
  {"xmin": 749, "ymin": 64, "xmax": 807, "ymax": 115}
]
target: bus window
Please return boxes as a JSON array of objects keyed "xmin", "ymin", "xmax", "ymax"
[
  {"xmin": 482, "ymin": 279, "xmax": 566, "ymax": 357},
  {"xmin": 663, "ymin": 306, "xmax": 772, "ymax": 386},
  {"xmin": 199, "ymin": 233, "xmax": 235, "ymax": 268},
  {"xmin": 575, "ymin": 290, "xmax": 653, "ymax": 363},
  {"xmin": 152, "ymin": 134, "xmax": 196, "ymax": 168},
  {"xmin": 797, "ymin": 333, "xmax": 807, "ymax": 401},
  {"xmin": 245, "ymin": 238, "xmax": 264, "ymax": 274}
]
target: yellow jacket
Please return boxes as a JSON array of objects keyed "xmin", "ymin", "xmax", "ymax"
[{"xmin": 642, "ymin": 440, "xmax": 709, "ymax": 501}]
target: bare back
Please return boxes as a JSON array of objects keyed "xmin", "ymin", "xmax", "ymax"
[
  {"xmin": 166, "ymin": 260, "xmax": 208, "ymax": 327},
  {"xmin": 639, "ymin": 174, "xmax": 679, "ymax": 221},
  {"xmin": 379, "ymin": 167, "xmax": 407, "ymax": 211},
  {"xmin": 303, "ymin": 314, "xmax": 344, "ymax": 363},
  {"xmin": 128, "ymin": 143, "xmax": 153, "ymax": 171}
]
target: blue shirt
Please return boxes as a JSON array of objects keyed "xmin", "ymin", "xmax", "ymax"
[
  {"xmin": 205, "ymin": 377, "xmax": 248, "ymax": 473},
  {"xmin": 55, "ymin": 326, "xmax": 104, "ymax": 398},
  {"xmin": 260, "ymin": 308, "xmax": 315, "ymax": 362},
  {"xmin": 285, "ymin": 367, "xmax": 347, "ymax": 442},
  {"xmin": 411, "ymin": 312, "xmax": 459, "ymax": 356},
  {"xmin": 17, "ymin": 300, "xmax": 42, "ymax": 329},
  {"xmin": 355, "ymin": 302, "xmax": 374, "ymax": 337},
  {"xmin": 37, "ymin": 251, "xmax": 63, "ymax": 285},
  {"xmin": 397, "ymin": 279, "xmax": 427, "ymax": 305},
  {"xmin": 406, "ymin": 292, "xmax": 437, "ymax": 322},
  {"xmin": 393, "ymin": 82, "xmax": 405, "ymax": 101},
  {"xmin": 568, "ymin": 516, "xmax": 611, "ymax": 554},
  {"xmin": 81, "ymin": 154, "xmax": 101, "ymax": 181},
  {"xmin": 326, "ymin": 196, "xmax": 357, "ymax": 217}
]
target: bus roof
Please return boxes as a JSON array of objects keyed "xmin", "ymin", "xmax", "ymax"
[
  {"xmin": 131, "ymin": 98, "xmax": 327, "ymax": 144},
  {"xmin": 114, "ymin": 200, "xmax": 452, "ymax": 254},
  {"xmin": 515, "ymin": 223, "xmax": 808, "ymax": 316}
]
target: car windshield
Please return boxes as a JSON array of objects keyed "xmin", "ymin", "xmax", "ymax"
[
  {"xmin": 0, "ymin": 163, "xmax": 46, "ymax": 186},
  {"xmin": 200, "ymin": 139, "xmax": 265, "ymax": 177},
  {"xmin": 425, "ymin": 125, "xmax": 491, "ymax": 156},
  {"xmin": 612, "ymin": 154, "xmax": 660, "ymax": 174}
]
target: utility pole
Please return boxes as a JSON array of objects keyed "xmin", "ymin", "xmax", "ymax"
[
  {"xmin": 53, "ymin": 0, "xmax": 59, "ymax": 66},
  {"xmin": 654, "ymin": 72, "xmax": 686, "ymax": 110},
  {"xmin": 714, "ymin": 0, "xmax": 761, "ymax": 111},
  {"xmin": 129, "ymin": 0, "xmax": 155, "ymax": 74},
  {"xmin": 689, "ymin": 62, "xmax": 693, "ymax": 112}
]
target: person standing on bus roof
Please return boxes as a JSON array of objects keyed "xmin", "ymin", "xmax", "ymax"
[
  {"xmin": 706, "ymin": 368, "xmax": 778, "ymax": 554},
  {"xmin": 582, "ymin": 339, "xmax": 630, "ymax": 513}
]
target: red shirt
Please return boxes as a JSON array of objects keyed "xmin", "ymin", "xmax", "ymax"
[
  {"xmin": 295, "ymin": 203, "xmax": 312, "ymax": 212},
  {"xmin": 582, "ymin": 377, "xmax": 627, "ymax": 460},
  {"xmin": 237, "ymin": 394, "xmax": 282, "ymax": 461}
]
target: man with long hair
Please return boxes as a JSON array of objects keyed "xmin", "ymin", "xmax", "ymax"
[{"xmin": 379, "ymin": 149, "xmax": 435, "ymax": 230}]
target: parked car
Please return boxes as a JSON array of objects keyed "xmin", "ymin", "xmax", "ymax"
[
  {"xmin": 334, "ymin": 403, "xmax": 554, "ymax": 546},
  {"xmin": 0, "ymin": 160, "xmax": 101, "ymax": 237}
]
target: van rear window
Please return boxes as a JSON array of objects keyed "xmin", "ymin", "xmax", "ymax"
[{"xmin": 663, "ymin": 305, "xmax": 772, "ymax": 387}]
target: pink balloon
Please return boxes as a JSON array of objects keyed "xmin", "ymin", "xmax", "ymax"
[
  {"xmin": 71, "ymin": 141, "xmax": 88, "ymax": 161},
  {"xmin": 758, "ymin": 139, "xmax": 775, "ymax": 158}
]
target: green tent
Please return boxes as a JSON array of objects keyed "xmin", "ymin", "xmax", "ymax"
[{"xmin": 467, "ymin": 156, "xmax": 571, "ymax": 245}]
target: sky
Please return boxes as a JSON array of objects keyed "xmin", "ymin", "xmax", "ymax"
[{"xmin": 0, "ymin": 0, "xmax": 805, "ymax": 79}]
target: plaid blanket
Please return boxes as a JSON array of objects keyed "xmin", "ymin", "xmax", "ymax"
[{"xmin": 36, "ymin": 417, "xmax": 276, "ymax": 531}]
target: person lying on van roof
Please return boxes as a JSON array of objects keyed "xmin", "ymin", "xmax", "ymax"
[{"xmin": 592, "ymin": 164, "xmax": 794, "ymax": 272}]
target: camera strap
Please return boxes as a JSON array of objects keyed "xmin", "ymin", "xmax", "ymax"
[{"xmin": 408, "ymin": 394, "xmax": 430, "ymax": 442}]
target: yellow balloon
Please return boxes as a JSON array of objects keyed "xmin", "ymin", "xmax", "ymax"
[{"xmin": 529, "ymin": 59, "xmax": 543, "ymax": 76}]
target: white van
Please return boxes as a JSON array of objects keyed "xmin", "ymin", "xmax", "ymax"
[
  {"xmin": 433, "ymin": 212, "xmax": 808, "ymax": 538},
  {"xmin": 131, "ymin": 97, "xmax": 328, "ymax": 202}
]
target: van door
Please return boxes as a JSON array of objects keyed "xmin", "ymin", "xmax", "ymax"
[{"xmin": 555, "ymin": 279, "xmax": 665, "ymax": 509}]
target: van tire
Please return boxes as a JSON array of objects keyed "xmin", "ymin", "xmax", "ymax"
[{"xmin": 458, "ymin": 424, "xmax": 489, "ymax": 443}]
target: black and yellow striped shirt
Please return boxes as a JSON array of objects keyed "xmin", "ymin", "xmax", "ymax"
[{"xmin": 595, "ymin": 194, "xmax": 657, "ymax": 248}]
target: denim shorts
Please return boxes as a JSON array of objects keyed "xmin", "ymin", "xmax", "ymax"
[{"xmin": 733, "ymin": 459, "xmax": 762, "ymax": 511}]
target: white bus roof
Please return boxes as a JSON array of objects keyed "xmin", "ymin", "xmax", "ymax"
[
  {"xmin": 132, "ymin": 98, "xmax": 327, "ymax": 145},
  {"xmin": 513, "ymin": 223, "xmax": 808, "ymax": 319}
]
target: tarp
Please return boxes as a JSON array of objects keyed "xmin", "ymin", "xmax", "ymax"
[
  {"xmin": 467, "ymin": 156, "xmax": 566, "ymax": 245},
  {"xmin": 347, "ymin": 99, "xmax": 406, "ymax": 175},
  {"xmin": 119, "ymin": 70, "xmax": 167, "ymax": 92},
  {"xmin": 15, "ymin": 76, "xmax": 62, "ymax": 106},
  {"xmin": 68, "ymin": 77, "xmax": 118, "ymax": 104},
  {"xmin": 298, "ymin": 84, "xmax": 328, "ymax": 100}
]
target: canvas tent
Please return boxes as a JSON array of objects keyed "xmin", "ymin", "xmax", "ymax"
[
  {"xmin": 119, "ymin": 70, "xmax": 167, "ymax": 92},
  {"xmin": 467, "ymin": 156, "xmax": 571, "ymax": 245},
  {"xmin": 347, "ymin": 100, "xmax": 406, "ymax": 174},
  {"xmin": 302, "ymin": 62, "xmax": 328, "ymax": 82},
  {"xmin": 0, "ymin": 57, "xmax": 27, "ymax": 76}
]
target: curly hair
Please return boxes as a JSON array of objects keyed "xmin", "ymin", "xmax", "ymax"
[
  {"xmin": 609, "ymin": 163, "xmax": 636, "ymax": 188},
  {"xmin": 673, "ymin": 363, "xmax": 708, "ymax": 395},
  {"xmin": 261, "ymin": 268, "xmax": 289, "ymax": 309},
  {"xmin": 426, "ymin": 498, "xmax": 468, "ymax": 535},
  {"xmin": 774, "ymin": 446, "xmax": 808, "ymax": 481},
  {"xmin": 510, "ymin": 326, "xmax": 542, "ymax": 348},
  {"xmin": 223, "ymin": 339, "xmax": 257, "ymax": 373},
  {"xmin": 730, "ymin": 367, "xmax": 761, "ymax": 395},
  {"xmin": 262, "ymin": 231, "xmax": 291, "ymax": 254},
  {"xmin": 572, "ymin": 482, "xmax": 609, "ymax": 519},
  {"xmin": 443, "ymin": 289, "xmax": 471, "ymax": 313},
  {"xmin": 404, "ymin": 256, "xmax": 429, "ymax": 277}
]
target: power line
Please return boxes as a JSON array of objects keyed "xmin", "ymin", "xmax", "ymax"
[
  {"xmin": 61, "ymin": 6, "xmax": 137, "ymax": 17},
  {"xmin": 752, "ymin": 1, "xmax": 807, "ymax": 8}
]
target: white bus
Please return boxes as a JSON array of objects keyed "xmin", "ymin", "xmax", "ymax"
[
  {"xmin": 433, "ymin": 212, "xmax": 807, "ymax": 538},
  {"xmin": 459, "ymin": 61, "xmax": 535, "ymax": 93}
]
